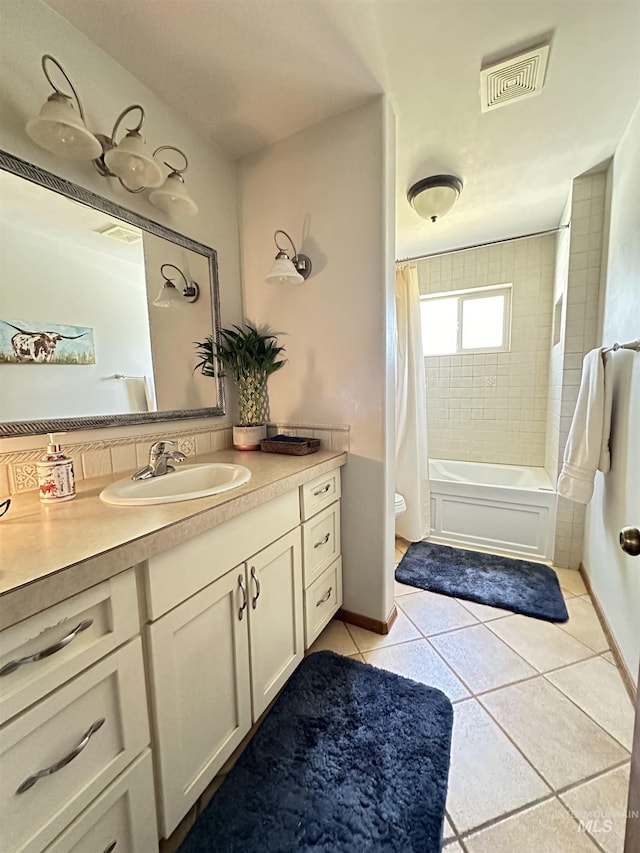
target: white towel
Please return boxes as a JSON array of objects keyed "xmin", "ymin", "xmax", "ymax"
[
  {"xmin": 557, "ymin": 348, "xmax": 612, "ymax": 504},
  {"xmin": 143, "ymin": 375, "xmax": 157, "ymax": 412}
]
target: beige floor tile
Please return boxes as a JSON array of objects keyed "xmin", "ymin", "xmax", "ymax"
[
  {"xmin": 480, "ymin": 678, "xmax": 628, "ymax": 789},
  {"xmin": 364, "ymin": 639, "xmax": 469, "ymax": 701},
  {"xmin": 344, "ymin": 609, "xmax": 420, "ymax": 653},
  {"xmin": 465, "ymin": 798, "xmax": 599, "ymax": 853},
  {"xmin": 443, "ymin": 842, "xmax": 463, "ymax": 851},
  {"xmin": 546, "ymin": 657, "xmax": 634, "ymax": 750},
  {"xmin": 443, "ymin": 815, "xmax": 455, "ymax": 841},
  {"xmin": 430, "ymin": 624, "xmax": 536, "ymax": 693},
  {"xmin": 554, "ymin": 567, "xmax": 588, "ymax": 596},
  {"xmin": 394, "ymin": 579, "xmax": 416, "ymax": 596},
  {"xmin": 308, "ymin": 620, "xmax": 358, "ymax": 656},
  {"xmin": 486, "ymin": 613, "xmax": 594, "ymax": 672},
  {"xmin": 455, "ymin": 598, "xmax": 513, "ymax": 621},
  {"xmin": 349, "ymin": 653, "xmax": 365, "ymax": 662},
  {"xmin": 559, "ymin": 597, "xmax": 609, "ymax": 653},
  {"xmin": 601, "ymin": 651, "xmax": 616, "ymax": 665},
  {"xmin": 395, "ymin": 536, "xmax": 410, "ymax": 556},
  {"xmin": 397, "ymin": 590, "xmax": 478, "ymax": 636},
  {"xmin": 560, "ymin": 763, "xmax": 631, "ymax": 853},
  {"xmin": 445, "ymin": 699, "xmax": 550, "ymax": 833}
]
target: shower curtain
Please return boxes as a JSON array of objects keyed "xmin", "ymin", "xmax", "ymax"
[{"xmin": 395, "ymin": 264, "xmax": 430, "ymax": 541}]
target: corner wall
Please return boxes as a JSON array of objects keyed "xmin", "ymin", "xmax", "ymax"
[{"xmin": 239, "ymin": 98, "xmax": 396, "ymax": 623}]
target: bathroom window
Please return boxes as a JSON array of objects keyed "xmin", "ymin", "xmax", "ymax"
[{"xmin": 420, "ymin": 284, "xmax": 512, "ymax": 356}]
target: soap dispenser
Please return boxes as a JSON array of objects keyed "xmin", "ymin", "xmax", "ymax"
[{"xmin": 37, "ymin": 433, "xmax": 76, "ymax": 503}]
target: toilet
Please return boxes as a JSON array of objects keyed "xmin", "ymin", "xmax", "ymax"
[{"xmin": 394, "ymin": 492, "xmax": 406, "ymax": 519}]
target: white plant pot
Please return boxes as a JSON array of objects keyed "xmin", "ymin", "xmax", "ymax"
[{"xmin": 233, "ymin": 424, "xmax": 266, "ymax": 451}]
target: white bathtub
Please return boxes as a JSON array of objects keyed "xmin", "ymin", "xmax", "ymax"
[{"xmin": 428, "ymin": 459, "xmax": 557, "ymax": 561}]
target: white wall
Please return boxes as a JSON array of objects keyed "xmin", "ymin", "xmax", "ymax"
[
  {"xmin": 417, "ymin": 235, "xmax": 555, "ymax": 466},
  {"xmin": 0, "ymin": 0, "xmax": 242, "ymax": 450},
  {"xmin": 583, "ymin": 102, "xmax": 640, "ymax": 683},
  {"xmin": 239, "ymin": 98, "xmax": 396, "ymax": 623}
]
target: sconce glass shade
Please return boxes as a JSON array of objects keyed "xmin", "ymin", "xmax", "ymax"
[
  {"xmin": 26, "ymin": 93, "xmax": 102, "ymax": 160},
  {"xmin": 149, "ymin": 172, "xmax": 199, "ymax": 216},
  {"xmin": 104, "ymin": 130, "xmax": 164, "ymax": 190},
  {"xmin": 407, "ymin": 175, "xmax": 463, "ymax": 222},
  {"xmin": 152, "ymin": 282, "xmax": 183, "ymax": 308},
  {"xmin": 265, "ymin": 256, "xmax": 304, "ymax": 286}
]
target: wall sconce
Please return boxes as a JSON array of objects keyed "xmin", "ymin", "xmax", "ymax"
[
  {"xmin": 26, "ymin": 55, "xmax": 198, "ymax": 216},
  {"xmin": 152, "ymin": 264, "xmax": 200, "ymax": 308},
  {"xmin": 407, "ymin": 174, "xmax": 463, "ymax": 222},
  {"xmin": 264, "ymin": 230, "xmax": 312, "ymax": 285}
]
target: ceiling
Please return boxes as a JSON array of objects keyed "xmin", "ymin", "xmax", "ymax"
[{"xmin": 45, "ymin": 0, "xmax": 640, "ymax": 258}]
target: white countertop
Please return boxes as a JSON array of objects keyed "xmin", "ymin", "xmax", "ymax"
[{"xmin": 0, "ymin": 448, "xmax": 346, "ymax": 630}]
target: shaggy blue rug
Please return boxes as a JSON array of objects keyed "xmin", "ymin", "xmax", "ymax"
[
  {"xmin": 396, "ymin": 541, "xmax": 568, "ymax": 622},
  {"xmin": 178, "ymin": 651, "xmax": 453, "ymax": 853}
]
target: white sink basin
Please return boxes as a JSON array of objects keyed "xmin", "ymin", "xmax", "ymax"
[{"xmin": 99, "ymin": 463, "xmax": 252, "ymax": 506}]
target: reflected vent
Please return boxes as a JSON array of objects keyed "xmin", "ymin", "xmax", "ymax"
[
  {"xmin": 481, "ymin": 44, "xmax": 550, "ymax": 112},
  {"xmin": 95, "ymin": 222, "xmax": 142, "ymax": 244}
]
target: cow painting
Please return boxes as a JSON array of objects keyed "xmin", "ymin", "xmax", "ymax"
[{"xmin": 0, "ymin": 320, "xmax": 95, "ymax": 365}]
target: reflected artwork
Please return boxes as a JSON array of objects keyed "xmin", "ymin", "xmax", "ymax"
[{"xmin": 0, "ymin": 318, "xmax": 96, "ymax": 365}]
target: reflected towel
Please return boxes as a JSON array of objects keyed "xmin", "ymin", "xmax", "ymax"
[
  {"xmin": 143, "ymin": 375, "xmax": 157, "ymax": 412},
  {"xmin": 557, "ymin": 348, "xmax": 612, "ymax": 504}
]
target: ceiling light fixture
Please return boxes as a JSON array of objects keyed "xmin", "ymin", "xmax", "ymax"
[
  {"xmin": 264, "ymin": 230, "xmax": 312, "ymax": 286},
  {"xmin": 26, "ymin": 55, "xmax": 198, "ymax": 216},
  {"xmin": 407, "ymin": 175, "xmax": 463, "ymax": 223},
  {"xmin": 153, "ymin": 263, "xmax": 200, "ymax": 308}
]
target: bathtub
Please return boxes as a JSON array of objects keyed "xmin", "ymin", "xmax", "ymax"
[{"xmin": 428, "ymin": 459, "xmax": 556, "ymax": 561}]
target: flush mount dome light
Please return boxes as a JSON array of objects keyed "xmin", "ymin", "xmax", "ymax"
[{"xmin": 407, "ymin": 175, "xmax": 463, "ymax": 223}]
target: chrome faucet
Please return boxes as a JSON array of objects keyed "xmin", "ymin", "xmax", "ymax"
[{"xmin": 132, "ymin": 440, "xmax": 187, "ymax": 480}]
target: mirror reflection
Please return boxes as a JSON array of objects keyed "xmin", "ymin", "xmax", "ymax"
[{"xmin": 0, "ymin": 155, "xmax": 224, "ymax": 435}]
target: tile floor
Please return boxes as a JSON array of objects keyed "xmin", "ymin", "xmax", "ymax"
[{"xmin": 309, "ymin": 538, "xmax": 635, "ymax": 852}]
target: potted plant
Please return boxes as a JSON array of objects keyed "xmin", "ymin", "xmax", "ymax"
[{"xmin": 195, "ymin": 323, "xmax": 286, "ymax": 450}]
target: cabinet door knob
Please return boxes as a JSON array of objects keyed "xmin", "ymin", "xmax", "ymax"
[
  {"xmin": 238, "ymin": 574, "xmax": 248, "ymax": 620},
  {"xmin": 250, "ymin": 566, "xmax": 261, "ymax": 609},
  {"xmin": 0, "ymin": 618, "xmax": 94, "ymax": 677},
  {"xmin": 16, "ymin": 717, "xmax": 105, "ymax": 794},
  {"xmin": 620, "ymin": 526, "xmax": 640, "ymax": 556}
]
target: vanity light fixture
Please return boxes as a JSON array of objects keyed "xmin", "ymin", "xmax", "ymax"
[
  {"xmin": 153, "ymin": 263, "xmax": 200, "ymax": 308},
  {"xmin": 265, "ymin": 230, "xmax": 312, "ymax": 285},
  {"xmin": 26, "ymin": 55, "xmax": 198, "ymax": 216},
  {"xmin": 407, "ymin": 174, "xmax": 463, "ymax": 223}
]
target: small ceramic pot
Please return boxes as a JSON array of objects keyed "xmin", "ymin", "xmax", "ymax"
[{"xmin": 233, "ymin": 424, "xmax": 266, "ymax": 451}]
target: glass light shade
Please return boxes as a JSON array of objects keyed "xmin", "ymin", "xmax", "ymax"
[
  {"xmin": 26, "ymin": 93, "xmax": 102, "ymax": 160},
  {"xmin": 152, "ymin": 282, "xmax": 182, "ymax": 308},
  {"xmin": 265, "ymin": 256, "xmax": 304, "ymax": 286},
  {"xmin": 104, "ymin": 131, "xmax": 164, "ymax": 189},
  {"xmin": 149, "ymin": 173, "xmax": 199, "ymax": 216},
  {"xmin": 411, "ymin": 185, "xmax": 459, "ymax": 221}
]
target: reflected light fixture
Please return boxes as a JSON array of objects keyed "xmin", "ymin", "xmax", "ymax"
[
  {"xmin": 153, "ymin": 263, "xmax": 200, "ymax": 308},
  {"xmin": 265, "ymin": 230, "xmax": 312, "ymax": 285},
  {"xmin": 26, "ymin": 55, "xmax": 198, "ymax": 216},
  {"xmin": 407, "ymin": 174, "xmax": 463, "ymax": 223}
]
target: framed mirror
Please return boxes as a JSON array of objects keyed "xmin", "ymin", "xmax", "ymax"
[{"xmin": 0, "ymin": 150, "xmax": 225, "ymax": 437}]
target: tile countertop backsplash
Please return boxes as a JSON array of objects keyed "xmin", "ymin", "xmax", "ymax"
[{"xmin": 0, "ymin": 422, "xmax": 350, "ymax": 497}]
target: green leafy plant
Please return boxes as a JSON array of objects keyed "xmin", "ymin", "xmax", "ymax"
[{"xmin": 194, "ymin": 323, "xmax": 286, "ymax": 426}]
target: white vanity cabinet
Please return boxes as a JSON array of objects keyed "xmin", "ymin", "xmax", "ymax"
[{"xmin": 144, "ymin": 494, "xmax": 304, "ymax": 838}]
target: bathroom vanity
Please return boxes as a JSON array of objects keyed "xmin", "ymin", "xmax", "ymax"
[{"xmin": 0, "ymin": 448, "xmax": 346, "ymax": 852}]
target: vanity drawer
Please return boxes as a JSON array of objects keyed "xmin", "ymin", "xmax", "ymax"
[
  {"xmin": 44, "ymin": 750, "xmax": 157, "ymax": 853},
  {"xmin": 0, "ymin": 570, "xmax": 139, "ymax": 725},
  {"xmin": 300, "ymin": 469, "xmax": 341, "ymax": 520},
  {"xmin": 0, "ymin": 638, "xmax": 149, "ymax": 853},
  {"xmin": 302, "ymin": 502, "xmax": 341, "ymax": 587},
  {"xmin": 144, "ymin": 489, "xmax": 300, "ymax": 619},
  {"xmin": 304, "ymin": 557, "xmax": 342, "ymax": 647}
]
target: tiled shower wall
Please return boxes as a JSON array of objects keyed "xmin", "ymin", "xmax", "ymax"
[{"xmin": 416, "ymin": 235, "xmax": 555, "ymax": 466}]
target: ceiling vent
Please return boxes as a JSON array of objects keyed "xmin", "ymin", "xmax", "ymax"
[
  {"xmin": 95, "ymin": 222, "xmax": 142, "ymax": 244},
  {"xmin": 480, "ymin": 44, "xmax": 550, "ymax": 112}
]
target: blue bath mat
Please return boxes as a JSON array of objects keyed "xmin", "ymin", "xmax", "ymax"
[
  {"xmin": 178, "ymin": 651, "xmax": 453, "ymax": 853},
  {"xmin": 396, "ymin": 541, "xmax": 569, "ymax": 622}
]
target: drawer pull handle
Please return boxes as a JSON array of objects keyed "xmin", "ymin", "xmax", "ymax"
[
  {"xmin": 16, "ymin": 717, "xmax": 105, "ymax": 794},
  {"xmin": 313, "ymin": 483, "xmax": 331, "ymax": 496},
  {"xmin": 238, "ymin": 574, "xmax": 248, "ymax": 621},
  {"xmin": 316, "ymin": 587, "xmax": 333, "ymax": 607},
  {"xmin": 314, "ymin": 533, "xmax": 330, "ymax": 549},
  {"xmin": 250, "ymin": 566, "xmax": 261, "ymax": 609},
  {"xmin": 104, "ymin": 843, "xmax": 118, "ymax": 853},
  {"xmin": 0, "ymin": 618, "xmax": 94, "ymax": 677}
]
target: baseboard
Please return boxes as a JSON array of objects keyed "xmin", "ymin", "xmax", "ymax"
[
  {"xmin": 579, "ymin": 563, "xmax": 636, "ymax": 702},
  {"xmin": 338, "ymin": 604, "xmax": 398, "ymax": 635}
]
